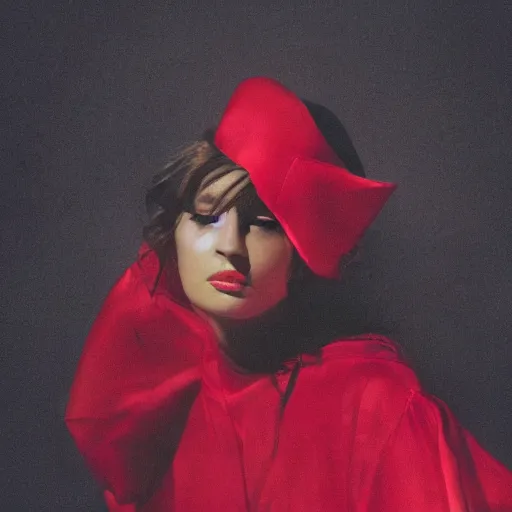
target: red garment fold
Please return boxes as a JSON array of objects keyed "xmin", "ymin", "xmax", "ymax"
[
  {"xmin": 66, "ymin": 249, "xmax": 512, "ymax": 511},
  {"xmin": 65, "ymin": 249, "xmax": 204, "ymax": 503}
]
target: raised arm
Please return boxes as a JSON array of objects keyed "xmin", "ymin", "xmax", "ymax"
[{"xmin": 65, "ymin": 252, "xmax": 203, "ymax": 506}]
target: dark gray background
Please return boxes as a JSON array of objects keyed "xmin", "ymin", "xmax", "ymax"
[{"xmin": 2, "ymin": 1, "xmax": 511, "ymax": 510}]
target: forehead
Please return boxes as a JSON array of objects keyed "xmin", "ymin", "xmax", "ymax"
[{"xmin": 194, "ymin": 169, "xmax": 273, "ymax": 216}]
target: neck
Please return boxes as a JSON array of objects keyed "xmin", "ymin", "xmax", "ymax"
[{"xmin": 194, "ymin": 301, "xmax": 305, "ymax": 373}]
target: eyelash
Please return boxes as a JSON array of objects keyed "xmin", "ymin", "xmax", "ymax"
[
  {"xmin": 189, "ymin": 213, "xmax": 220, "ymax": 226},
  {"xmin": 190, "ymin": 213, "xmax": 282, "ymax": 232}
]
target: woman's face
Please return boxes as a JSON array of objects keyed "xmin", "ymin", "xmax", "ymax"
[{"xmin": 175, "ymin": 170, "xmax": 294, "ymax": 320}]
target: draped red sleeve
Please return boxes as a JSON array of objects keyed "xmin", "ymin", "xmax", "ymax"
[
  {"xmin": 64, "ymin": 249, "xmax": 204, "ymax": 505},
  {"xmin": 367, "ymin": 390, "xmax": 512, "ymax": 511}
]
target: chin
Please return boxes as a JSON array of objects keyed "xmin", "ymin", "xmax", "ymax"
[
  {"xmin": 196, "ymin": 298, "xmax": 267, "ymax": 321},
  {"xmin": 204, "ymin": 299, "xmax": 286, "ymax": 322},
  {"xmin": 203, "ymin": 304, "xmax": 262, "ymax": 321},
  {"xmin": 188, "ymin": 286, "xmax": 285, "ymax": 321}
]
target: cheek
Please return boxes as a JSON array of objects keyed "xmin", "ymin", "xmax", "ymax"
[
  {"xmin": 193, "ymin": 231, "xmax": 216, "ymax": 253},
  {"xmin": 175, "ymin": 220, "xmax": 217, "ymax": 260},
  {"xmin": 248, "ymin": 237, "xmax": 293, "ymax": 285},
  {"xmin": 175, "ymin": 223, "xmax": 203, "ymax": 283}
]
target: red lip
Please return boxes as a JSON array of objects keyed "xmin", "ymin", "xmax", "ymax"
[
  {"xmin": 207, "ymin": 270, "xmax": 247, "ymax": 284},
  {"xmin": 207, "ymin": 270, "xmax": 248, "ymax": 292}
]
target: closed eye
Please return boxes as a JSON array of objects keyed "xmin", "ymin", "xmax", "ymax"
[
  {"xmin": 252, "ymin": 217, "xmax": 282, "ymax": 232},
  {"xmin": 190, "ymin": 212, "xmax": 282, "ymax": 232},
  {"xmin": 190, "ymin": 213, "xmax": 222, "ymax": 226}
]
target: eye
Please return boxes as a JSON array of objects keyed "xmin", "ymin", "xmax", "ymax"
[
  {"xmin": 252, "ymin": 217, "xmax": 283, "ymax": 232},
  {"xmin": 190, "ymin": 213, "xmax": 222, "ymax": 226}
]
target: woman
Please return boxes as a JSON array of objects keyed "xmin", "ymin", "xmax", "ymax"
[{"xmin": 65, "ymin": 77, "xmax": 512, "ymax": 511}]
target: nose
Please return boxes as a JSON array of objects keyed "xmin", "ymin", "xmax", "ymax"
[{"xmin": 215, "ymin": 209, "xmax": 248, "ymax": 258}]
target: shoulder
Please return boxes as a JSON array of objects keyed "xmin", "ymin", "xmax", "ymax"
[
  {"xmin": 317, "ymin": 333, "xmax": 421, "ymax": 394},
  {"xmin": 291, "ymin": 336, "xmax": 426, "ymax": 469},
  {"xmin": 301, "ymin": 335, "xmax": 422, "ymax": 432}
]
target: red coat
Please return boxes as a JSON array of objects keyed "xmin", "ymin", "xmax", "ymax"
[{"xmin": 65, "ymin": 248, "xmax": 512, "ymax": 511}]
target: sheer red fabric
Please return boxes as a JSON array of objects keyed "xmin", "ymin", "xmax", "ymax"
[{"xmin": 66, "ymin": 249, "xmax": 512, "ymax": 511}]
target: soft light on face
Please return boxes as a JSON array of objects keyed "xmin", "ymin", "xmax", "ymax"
[
  {"xmin": 192, "ymin": 213, "xmax": 227, "ymax": 252},
  {"xmin": 174, "ymin": 170, "xmax": 294, "ymax": 320}
]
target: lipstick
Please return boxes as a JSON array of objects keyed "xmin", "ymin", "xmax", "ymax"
[{"xmin": 207, "ymin": 270, "xmax": 248, "ymax": 293}]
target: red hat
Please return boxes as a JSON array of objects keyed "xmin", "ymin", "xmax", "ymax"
[{"xmin": 214, "ymin": 77, "xmax": 397, "ymax": 279}]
